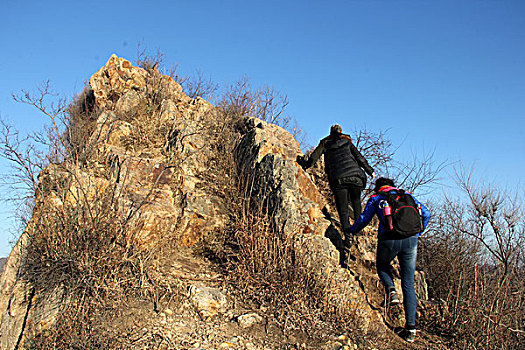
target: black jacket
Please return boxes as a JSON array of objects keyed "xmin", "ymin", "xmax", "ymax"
[{"xmin": 307, "ymin": 134, "xmax": 374, "ymax": 187}]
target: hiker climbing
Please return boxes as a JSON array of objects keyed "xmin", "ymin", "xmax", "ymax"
[
  {"xmin": 297, "ymin": 124, "xmax": 375, "ymax": 248},
  {"xmin": 348, "ymin": 177, "xmax": 431, "ymax": 343}
]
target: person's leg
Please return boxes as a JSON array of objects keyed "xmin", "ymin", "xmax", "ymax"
[
  {"xmin": 348, "ymin": 185, "xmax": 363, "ymax": 220},
  {"xmin": 332, "ymin": 186, "xmax": 351, "ymax": 231},
  {"xmin": 397, "ymin": 236, "xmax": 418, "ymax": 329},
  {"xmin": 324, "ymin": 224, "xmax": 348, "ymax": 268},
  {"xmin": 376, "ymin": 238, "xmax": 400, "ymax": 293}
]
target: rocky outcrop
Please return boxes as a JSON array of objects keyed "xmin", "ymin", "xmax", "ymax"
[
  {"xmin": 0, "ymin": 55, "xmax": 429, "ymax": 348},
  {"xmin": 0, "ymin": 55, "xmax": 230, "ymax": 349},
  {"xmin": 235, "ymin": 117, "xmax": 385, "ymax": 331}
]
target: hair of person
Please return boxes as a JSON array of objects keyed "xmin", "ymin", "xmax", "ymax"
[
  {"xmin": 374, "ymin": 177, "xmax": 395, "ymax": 192},
  {"xmin": 330, "ymin": 124, "xmax": 342, "ymax": 135}
]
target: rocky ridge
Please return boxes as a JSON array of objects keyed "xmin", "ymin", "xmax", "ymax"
[{"xmin": 0, "ymin": 55, "xmax": 441, "ymax": 349}]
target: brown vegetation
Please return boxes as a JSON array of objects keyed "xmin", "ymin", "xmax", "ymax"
[{"xmin": 418, "ymin": 167, "xmax": 525, "ymax": 349}]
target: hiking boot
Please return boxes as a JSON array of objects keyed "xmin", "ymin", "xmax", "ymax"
[
  {"xmin": 387, "ymin": 289, "xmax": 400, "ymax": 306},
  {"xmin": 343, "ymin": 230, "xmax": 354, "ymax": 249},
  {"xmin": 401, "ymin": 328, "xmax": 416, "ymax": 343},
  {"xmin": 339, "ymin": 248, "xmax": 348, "ymax": 268}
]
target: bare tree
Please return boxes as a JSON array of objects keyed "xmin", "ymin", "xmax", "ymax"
[
  {"xmin": 418, "ymin": 165, "xmax": 525, "ymax": 349},
  {"xmin": 0, "ymin": 120, "xmax": 43, "ymax": 197},
  {"xmin": 454, "ymin": 165, "xmax": 525, "ymax": 276},
  {"xmin": 352, "ymin": 127, "xmax": 395, "ymax": 173},
  {"xmin": 348, "ymin": 127, "xmax": 447, "ymax": 195},
  {"xmin": 389, "ymin": 148, "xmax": 449, "ymax": 195}
]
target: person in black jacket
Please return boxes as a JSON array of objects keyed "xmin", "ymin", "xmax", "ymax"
[{"xmin": 298, "ymin": 124, "xmax": 375, "ymax": 247}]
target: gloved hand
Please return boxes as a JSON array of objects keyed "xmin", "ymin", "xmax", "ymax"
[{"xmin": 296, "ymin": 155, "xmax": 309, "ymax": 170}]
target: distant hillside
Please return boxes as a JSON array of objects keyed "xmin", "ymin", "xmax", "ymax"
[{"xmin": 0, "ymin": 257, "xmax": 5, "ymax": 273}]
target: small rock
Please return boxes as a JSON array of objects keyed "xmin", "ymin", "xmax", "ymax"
[
  {"xmin": 188, "ymin": 285, "xmax": 228, "ymax": 320},
  {"xmin": 336, "ymin": 334, "xmax": 347, "ymax": 341},
  {"xmin": 321, "ymin": 341, "xmax": 343, "ymax": 350},
  {"xmin": 225, "ymin": 310, "xmax": 236, "ymax": 320},
  {"xmin": 219, "ymin": 336, "xmax": 241, "ymax": 348},
  {"xmin": 164, "ymin": 308, "xmax": 173, "ymax": 315},
  {"xmin": 245, "ymin": 342, "xmax": 256, "ymax": 350},
  {"xmin": 237, "ymin": 312, "xmax": 264, "ymax": 328}
]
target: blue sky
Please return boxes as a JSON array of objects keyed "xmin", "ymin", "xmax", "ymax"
[{"xmin": 0, "ymin": 0, "xmax": 524, "ymax": 256}]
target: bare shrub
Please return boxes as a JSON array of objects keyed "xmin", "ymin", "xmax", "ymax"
[
  {"xmin": 64, "ymin": 86, "xmax": 98, "ymax": 161},
  {"xmin": 184, "ymin": 70, "xmax": 219, "ymax": 101},
  {"xmin": 219, "ymin": 77, "xmax": 287, "ymax": 123},
  {"xmin": 419, "ymin": 166, "xmax": 525, "ymax": 349},
  {"xmin": 226, "ymin": 212, "xmax": 338, "ymax": 331},
  {"xmin": 217, "ymin": 77, "xmax": 310, "ymax": 149},
  {"xmin": 136, "ymin": 44, "xmax": 166, "ymax": 74},
  {"xmin": 24, "ymin": 170, "xmax": 134, "ymax": 294},
  {"xmin": 0, "ymin": 119, "xmax": 43, "ymax": 198},
  {"xmin": 136, "ymin": 45, "xmax": 219, "ymax": 104}
]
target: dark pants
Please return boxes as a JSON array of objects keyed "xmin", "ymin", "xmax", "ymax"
[
  {"xmin": 376, "ymin": 235, "xmax": 418, "ymax": 328},
  {"xmin": 331, "ymin": 182, "xmax": 362, "ymax": 233}
]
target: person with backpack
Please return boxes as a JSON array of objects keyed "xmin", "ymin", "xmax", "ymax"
[
  {"xmin": 297, "ymin": 124, "xmax": 375, "ymax": 248},
  {"xmin": 347, "ymin": 177, "xmax": 431, "ymax": 343}
]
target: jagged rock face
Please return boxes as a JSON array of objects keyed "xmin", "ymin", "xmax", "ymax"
[
  {"xmin": 234, "ymin": 118, "xmax": 385, "ymax": 331},
  {"xmin": 90, "ymin": 54, "xmax": 149, "ymax": 110},
  {"xmin": 235, "ymin": 117, "xmax": 329, "ymax": 236},
  {"xmin": 89, "ymin": 55, "xmax": 227, "ymax": 248},
  {"xmin": 0, "ymin": 258, "xmax": 6, "ymax": 273}
]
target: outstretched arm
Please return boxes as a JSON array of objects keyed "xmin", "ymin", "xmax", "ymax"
[
  {"xmin": 302, "ymin": 140, "xmax": 325, "ymax": 169},
  {"xmin": 349, "ymin": 196, "xmax": 378, "ymax": 234}
]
